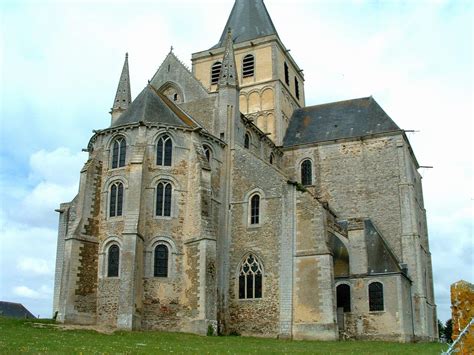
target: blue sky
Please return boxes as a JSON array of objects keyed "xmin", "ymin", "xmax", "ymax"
[{"xmin": 0, "ymin": 0, "xmax": 472, "ymax": 322}]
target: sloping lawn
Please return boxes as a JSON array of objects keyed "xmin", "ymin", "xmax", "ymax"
[{"xmin": 0, "ymin": 317, "xmax": 444, "ymax": 354}]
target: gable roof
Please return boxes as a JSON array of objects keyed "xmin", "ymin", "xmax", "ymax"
[
  {"xmin": 212, "ymin": 0, "xmax": 279, "ymax": 49},
  {"xmin": 0, "ymin": 301, "xmax": 36, "ymax": 319},
  {"xmin": 283, "ymin": 97, "xmax": 401, "ymax": 147},
  {"xmin": 110, "ymin": 84, "xmax": 199, "ymax": 128}
]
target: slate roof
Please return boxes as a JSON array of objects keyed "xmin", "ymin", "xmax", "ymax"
[
  {"xmin": 212, "ymin": 0, "xmax": 279, "ymax": 49},
  {"xmin": 0, "ymin": 301, "xmax": 36, "ymax": 319},
  {"xmin": 283, "ymin": 97, "xmax": 401, "ymax": 147},
  {"xmin": 111, "ymin": 84, "xmax": 198, "ymax": 128}
]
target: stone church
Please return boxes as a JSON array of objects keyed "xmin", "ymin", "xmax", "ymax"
[{"xmin": 53, "ymin": 0, "xmax": 437, "ymax": 342}]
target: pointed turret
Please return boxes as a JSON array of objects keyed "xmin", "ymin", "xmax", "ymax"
[
  {"xmin": 212, "ymin": 0, "xmax": 279, "ymax": 49},
  {"xmin": 111, "ymin": 53, "xmax": 132, "ymax": 124},
  {"xmin": 218, "ymin": 29, "xmax": 238, "ymax": 88}
]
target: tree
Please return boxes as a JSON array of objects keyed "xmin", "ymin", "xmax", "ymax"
[
  {"xmin": 444, "ymin": 319, "xmax": 453, "ymax": 343},
  {"xmin": 438, "ymin": 319, "xmax": 445, "ymax": 340}
]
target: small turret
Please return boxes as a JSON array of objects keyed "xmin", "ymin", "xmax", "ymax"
[
  {"xmin": 218, "ymin": 29, "xmax": 238, "ymax": 89},
  {"xmin": 110, "ymin": 53, "xmax": 132, "ymax": 125}
]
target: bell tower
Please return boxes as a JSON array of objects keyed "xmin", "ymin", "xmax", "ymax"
[{"xmin": 191, "ymin": 0, "xmax": 304, "ymax": 146}]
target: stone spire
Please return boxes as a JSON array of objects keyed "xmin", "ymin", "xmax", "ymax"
[
  {"xmin": 218, "ymin": 29, "xmax": 238, "ymax": 88},
  {"xmin": 111, "ymin": 53, "xmax": 131, "ymax": 123}
]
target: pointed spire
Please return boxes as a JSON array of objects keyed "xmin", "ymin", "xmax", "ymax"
[
  {"xmin": 111, "ymin": 53, "xmax": 131, "ymax": 121},
  {"xmin": 218, "ymin": 29, "xmax": 238, "ymax": 88}
]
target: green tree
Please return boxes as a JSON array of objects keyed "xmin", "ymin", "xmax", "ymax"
[
  {"xmin": 438, "ymin": 319, "xmax": 445, "ymax": 340},
  {"xmin": 444, "ymin": 319, "xmax": 453, "ymax": 343}
]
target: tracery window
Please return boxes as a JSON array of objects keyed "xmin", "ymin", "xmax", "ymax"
[
  {"xmin": 111, "ymin": 137, "xmax": 126, "ymax": 169},
  {"xmin": 336, "ymin": 284, "xmax": 351, "ymax": 312},
  {"xmin": 238, "ymin": 254, "xmax": 263, "ymax": 299},
  {"xmin": 250, "ymin": 194, "xmax": 260, "ymax": 225},
  {"xmin": 154, "ymin": 244, "xmax": 169, "ymax": 277},
  {"xmin": 109, "ymin": 182, "xmax": 124, "ymax": 217},
  {"xmin": 284, "ymin": 62, "xmax": 289, "ymax": 85},
  {"xmin": 369, "ymin": 282, "xmax": 384, "ymax": 311},
  {"xmin": 244, "ymin": 133, "xmax": 251, "ymax": 149},
  {"xmin": 242, "ymin": 54, "xmax": 255, "ymax": 77},
  {"xmin": 301, "ymin": 159, "xmax": 312, "ymax": 186},
  {"xmin": 107, "ymin": 244, "xmax": 120, "ymax": 277},
  {"xmin": 156, "ymin": 181, "xmax": 172, "ymax": 217},
  {"xmin": 157, "ymin": 134, "xmax": 172, "ymax": 166},
  {"xmin": 211, "ymin": 61, "xmax": 222, "ymax": 85}
]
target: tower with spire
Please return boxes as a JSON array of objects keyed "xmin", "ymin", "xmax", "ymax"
[{"xmin": 53, "ymin": 0, "xmax": 437, "ymax": 343}]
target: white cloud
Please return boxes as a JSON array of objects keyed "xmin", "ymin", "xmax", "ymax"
[
  {"xmin": 12, "ymin": 285, "xmax": 51, "ymax": 300},
  {"xmin": 17, "ymin": 257, "xmax": 53, "ymax": 276}
]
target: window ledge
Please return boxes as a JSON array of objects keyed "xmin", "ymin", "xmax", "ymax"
[
  {"xmin": 155, "ymin": 216, "xmax": 174, "ymax": 221},
  {"xmin": 237, "ymin": 298, "xmax": 264, "ymax": 302}
]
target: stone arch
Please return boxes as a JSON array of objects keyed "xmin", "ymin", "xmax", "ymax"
[
  {"xmin": 248, "ymin": 91, "xmax": 261, "ymax": 113},
  {"xmin": 256, "ymin": 115, "xmax": 266, "ymax": 132},
  {"xmin": 266, "ymin": 113, "xmax": 275, "ymax": 138},
  {"xmin": 158, "ymin": 81, "xmax": 185, "ymax": 103},
  {"xmin": 261, "ymin": 88, "xmax": 274, "ymax": 110},
  {"xmin": 239, "ymin": 94, "xmax": 248, "ymax": 114}
]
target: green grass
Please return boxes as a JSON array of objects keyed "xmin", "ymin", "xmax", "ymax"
[{"xmin": 0, "ymin": 317, "xmax": 445, "ymax": 354}]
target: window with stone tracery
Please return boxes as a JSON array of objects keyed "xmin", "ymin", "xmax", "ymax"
[
  {"xmin": 238, "ymin": 254, "xmax": 263, "ymax": 299},
  {"xmin": 156, "ymin": 181, "xmax": 172, "ymax": 217},
  {"xmin": 157, "ymin": 134, "xmax": 172, "ymax": 166},
  {"xmin": 111, "ymin": 136, "xmax": 126, "ymax": 169},
  {"xmin": 109, "ymin": 182, "xmax": 124, "ymax": 217}
]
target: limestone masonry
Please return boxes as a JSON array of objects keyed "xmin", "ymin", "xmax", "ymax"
[{"xmin": 53, "ymin": 0, "xmax": 437, "ymax": 341}]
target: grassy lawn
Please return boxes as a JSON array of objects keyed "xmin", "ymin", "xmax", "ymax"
[{"xmin": 0, "ymin": 317, "xmax": 445, "ymax": 354}]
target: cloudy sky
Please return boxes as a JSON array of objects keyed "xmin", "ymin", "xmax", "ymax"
[{"xmin": 1, "ymin": 0, "xmax": 472, "ymax": 322}]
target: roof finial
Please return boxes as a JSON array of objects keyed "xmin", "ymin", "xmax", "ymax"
[
  {"xmin": 125, "ymin": 52, "xmax": 128, "ymax": 59},
  {"xmin": 170, "ymin": 45, "xmax": 174, "ymax": 53}
]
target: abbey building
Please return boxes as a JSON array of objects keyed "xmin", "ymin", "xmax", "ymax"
[{"xmin": 53, "ymin": 0, "xmax": 437, "ymax": 341}]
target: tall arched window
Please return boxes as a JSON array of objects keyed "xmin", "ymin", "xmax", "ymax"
[
  {"xmin": 109, "ymin": 182, "xmax": 124, "ymax": 217},
  {"xmin": 156, "ymin": 181, "xmax": 172, "ymax": 217},
  {"xmin": 294, "ymin": 77, "xmax": 300, "ymax": 99},
  {"xmin": 269, "ymin": 153, "xmax": 275, "ymax": 165},
  {"xmin": 250, "ymin": 194, "xmax": 260, "ymax": 225},
  {"xmin": 369, "ymin": 282, "xmax": 384, "ymax": 311},
  {"xmin": 157, "ymin": 135, "xmax": 172, "ymax": 166},
  {"xmin": 244, "ymin": 133, "xmax": 250, "ymax": 149},
  {"xmin": 238, "ymin": 254, "xmax": 263, "ymax": 299},
  {"xmin": 107, "ymin": 244, "xmax": 120, "ymax": 277},
  {"xmin": 336, "ymin": 284, "xmax": 351, "ymax": 312},
  {"xmin": 242, "ymin": 54, "xmax": 255, "ymax": 77},
  {"xmin": 301, "ymin": 159, "xmax": 312, "ymax": 186},
  {"xmin": 211, "ymin": 61, "xmax": 222, "ymax": 85},
  {"xmin": 284, "ymin": 62, "xmax": 289, "ymax": 85},
  {"xmin": 154, "ymin": 244, "xmax": 169, "ymax": 277},
  {"xmin": 111, "ymin": 137, "xmax": 126, "ymax": 169}
]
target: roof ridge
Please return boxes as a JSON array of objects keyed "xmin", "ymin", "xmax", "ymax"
[{"xmin": 301, "ymin": 96, "xmax": 373, "ymax": 110}]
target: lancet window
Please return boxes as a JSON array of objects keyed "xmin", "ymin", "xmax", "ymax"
[
  {"xmin": 107, "ymin": 244, "xmax": 120, "ymax": 277},
  {"xmin": 111, "ymin": 137, "xmax": 126, "ymax": 169},
  {"xmin": 109, "ymin": 182, "xmax": 124, "ymax": 217},
  {"xmin": 157, "ymin": 134, "xmax": 172, "ymax": 166},
  {"xmin": 301, "ymin": 159, "xmax": 312, "ymax": 186},
  {"xmin": 156, "ymin": 181, "xmax": 172, "ymax": 217},
  {"xmin": 154, "ymin": 244, "xmax": 169, "ymax": 277}
]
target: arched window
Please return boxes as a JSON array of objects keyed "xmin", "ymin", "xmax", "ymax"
[
  {"xmin": 107, "ymin": 244, "xmax": 120, "ymax": 277},
  {"xmin": 203, "ymin": 145, "xmax": 211, "ymax": 162},
  {"xmin": 156, "ymin": 181, "xmax": 172, "ymax": 217},
  {"xmin": 284, "ymin": 62, "xmax": 289, "ymax": 85},
  {"xmin": 242, "ymin": 54, "xmax": 255, "ymax": 77},
  {"xmin": 109, "ymin": 182, "xmax": 124, "ymax": 217},
  {"xmin": 211, "ymin": 61, "xmax": 222, "ymax": 85},
  {"xmin": 369, "ymin": 282, "xmax": 384, "ymax": 311},
  {"xmin": 238, "ymin": 254, "xmax": 263, "ymax": 299},
  {"xmin": 244, "ymin": 133, "xmax": 250, "ymax": 149},
  {"xmin": 269, "ymin": 153, "xmax": 274, "ymax": 165},
  {"xmin": 250, "ymin": 194, "xmax": 260, "ymax": 225},
  {"xmin": 336, "ymin": 284, "xmax": 351, "ymax": 312},
  {"xmin": 154, "ymin": 244, "xmax": 169, "ymax": 277},
  {"xmin": 111, "ymin": 137, "xmax": 126, "ymax": 169},
  {"xmin": 301, "ymin": 159, "xmax": 312, "ymax": 186},
  {"xmin": 157, "ymin": 134, "xmax": 172, "ymax": 166}
]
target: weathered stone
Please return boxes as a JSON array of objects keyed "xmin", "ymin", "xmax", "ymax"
[{"xmin": 451, "ymin": 280, "xmax": 474, "ymax": 354}]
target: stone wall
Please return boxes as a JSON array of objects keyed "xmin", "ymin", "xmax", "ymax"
[{"xmin": 451, "ymin": 280, "xmax": 474, "ymax": 354}]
